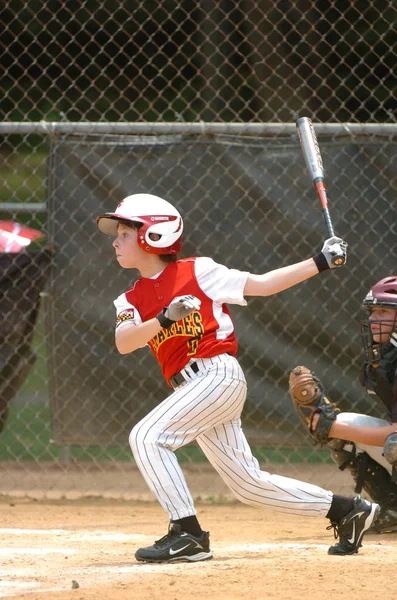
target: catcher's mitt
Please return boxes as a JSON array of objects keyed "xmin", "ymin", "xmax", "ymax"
[{"xmin": 289, "ymin": 366, "xmax": 340, "ymax": 446}]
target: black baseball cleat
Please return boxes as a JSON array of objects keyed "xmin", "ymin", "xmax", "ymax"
[
  {"xmin": 368, "ymin": 507, "xmax": 397, "ymax": 533},
  {"xmin": 328, "ymin": 495, "xmax": 380, "ymax": 555},
  {"xmin": 135, "ymin": 523, "xmax": 213, "ymax": 563}
]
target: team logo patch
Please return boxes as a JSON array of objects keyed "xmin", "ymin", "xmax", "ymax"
[{"xmin": 116, "ymin": 308, "xmax": 135, "ymax": 327}]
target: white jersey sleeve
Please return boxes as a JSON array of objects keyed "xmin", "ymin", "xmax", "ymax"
[
  {"xmin": 113, "ymin": 293, "xmax": 143, "ymax": 331},
  {"xmin": 194, "ymin": 257, "xmax": 249, "ymax": 306}
]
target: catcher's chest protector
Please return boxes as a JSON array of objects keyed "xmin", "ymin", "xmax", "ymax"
[{"xmin": 362, "ymin": 346, "xmax": 397, "ymax": 420}]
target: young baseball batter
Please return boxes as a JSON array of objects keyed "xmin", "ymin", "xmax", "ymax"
[
  {"xmin": 96, "ymin": 193, "xmax": 379, "ymax": 562},
  {"xmin": 289, "ymin": 276, "xmax": 397, "ymax": 533}
]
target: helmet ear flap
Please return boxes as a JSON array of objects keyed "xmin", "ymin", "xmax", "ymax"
[{"xmin": 137, "ymin": 216, "xmax": 183, "ymax": 255}]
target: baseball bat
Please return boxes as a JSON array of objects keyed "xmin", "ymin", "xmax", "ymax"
[{"xmin": 296, "ymin": 117, "xmax": 345, "ymax": 266}]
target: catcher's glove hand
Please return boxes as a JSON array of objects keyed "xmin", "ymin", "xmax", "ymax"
[{"xmin": 288, "ymin": 366, "xmax": 340, "ymax": 446}]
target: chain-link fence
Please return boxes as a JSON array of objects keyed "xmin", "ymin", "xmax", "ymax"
[
  {"xmin": 1, "ymin": 1, "xmax": 396, "ymax": 499},
  {"xmin": 3, "ymin": 1, "xmax": 397, "ymax": 123}
]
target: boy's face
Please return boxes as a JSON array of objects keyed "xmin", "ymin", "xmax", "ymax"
[
  {"xmin": 369, "ymin": 306, "xmax": 397, "ymax": 345},
  {"xmin": 112, "ymin": 222, "xmax": 143, "ymax": 268}
]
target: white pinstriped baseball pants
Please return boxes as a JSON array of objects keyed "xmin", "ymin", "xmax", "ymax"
[{"xmin": 129, "ymin": 353, "xmax": 333, "ymax": 521}]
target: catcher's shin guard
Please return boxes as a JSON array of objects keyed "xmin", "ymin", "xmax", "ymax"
[{"xmin": 330, "ymin": 447, "xmax": 397, "ymax": 532}]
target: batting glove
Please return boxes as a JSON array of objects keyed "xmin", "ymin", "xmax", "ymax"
[
  {"xmin": 157, "ymin": 295, "xmax": 201, "ymax": 329},
  {"xmin": 314, "ymin": 237, "xmax": 347, "ymax": 271}
]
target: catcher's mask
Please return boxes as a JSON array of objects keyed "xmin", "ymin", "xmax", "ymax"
[
  {"xmin": 96, "ymin": 193, "xmax": 183, "ymax": 255},
  {"xmin": 360, "ymin": 276, "xmax": 397, "ymax": 364}
]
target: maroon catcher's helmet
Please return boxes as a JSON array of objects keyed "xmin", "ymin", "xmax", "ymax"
[{"xmin": 361, "ymin": 276, "xmax": 397, "ymax": 363}]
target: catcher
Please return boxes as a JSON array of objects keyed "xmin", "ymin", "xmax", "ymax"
[{"xmin": 289, "ymin": 276, "xmax": 397, "ymax": 533}]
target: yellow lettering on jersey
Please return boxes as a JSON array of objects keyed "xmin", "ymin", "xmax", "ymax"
[
  {"xmin": 184, "ymin": 314, "xmax": 194, "ymax": 336},
  {"xmin": 149, "ymin": 311, "xmax": 204, "ymax": 356},
  {"xmin": 157, "ymin": 330, "xmax": 166, "ymax": 345},
  {"xmin": 174, "ymin": 321, "xmax": 184, "ymax": 335},
  {"xmin": 188, "ymin": 312, "xmax": 204, "ymax": 356}
]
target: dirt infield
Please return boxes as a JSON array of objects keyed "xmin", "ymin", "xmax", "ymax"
[
  {"xmin": 0, "ymin": 461, "xmax": 360, "ymax": 501},
  {"xmin": 1, "ymin": 493, "xmax": 396, "ymax": 600}
]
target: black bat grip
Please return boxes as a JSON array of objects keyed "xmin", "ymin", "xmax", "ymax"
[{"xmin": 322, "ymin": 207, "xmax": 335, "ymax": 238}]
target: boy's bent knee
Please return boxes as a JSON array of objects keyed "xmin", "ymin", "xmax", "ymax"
[
  {"xmin": 129, "ymin": 422, "xmax": 164, "ymax": 455},
  {"xmin": 129, "ymin": 422, "xmax": 149, "ymax": 454}
]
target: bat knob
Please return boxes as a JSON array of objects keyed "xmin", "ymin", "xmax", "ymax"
[{"xmin": 332, "ymin": 256, "xmax": 345, "ymax": 266}]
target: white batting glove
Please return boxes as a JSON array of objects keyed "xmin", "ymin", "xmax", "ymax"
[
  {"xmin": 165, "ymin": 295, "xmax": 201, "ymax": 321},
  {"xmin": 157, "ymin": 295, "xmax": 201, "ymax": 329},
  {"xmin": 314, "ymin": 237, "xmax": 348, "ymax": 271}
]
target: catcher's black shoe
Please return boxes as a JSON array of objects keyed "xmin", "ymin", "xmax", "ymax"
[
  {"xmin": 328, "ymin": 495, "xmax": 380, "ymax": 555},
  {"xmin": 369, "ymin": 507, "xmax": 397, "ymax": 533},
  {"xmin": 135, "ymin": 523, "xmax": 213, "ymax": 563}
]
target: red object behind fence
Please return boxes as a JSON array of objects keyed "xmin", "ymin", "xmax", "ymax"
[{"xmin": 0, "ymin": 220, "xmax": 44, "ymax": 253}]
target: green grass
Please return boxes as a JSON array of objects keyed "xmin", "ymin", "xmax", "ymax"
[
  {"xmin": 18, "ymin": 312, "xmax": 48, "ymax": 395},
  {"xmin": 0, "ymin": 403, "xmax": 332, "ymax": 465},
  {"xmin": 0, "ymin": 149, "xmax": 47, "ymax": 205}
]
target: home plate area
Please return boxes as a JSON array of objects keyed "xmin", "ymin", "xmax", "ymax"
[{"xmin": 0, "ymin": 499, "xmax": 396, "ymax": 600}]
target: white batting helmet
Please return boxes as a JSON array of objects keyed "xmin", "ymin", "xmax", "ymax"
[{"xmin": 96, "ymin": 193, "xmax": 183, "ymax": 255}]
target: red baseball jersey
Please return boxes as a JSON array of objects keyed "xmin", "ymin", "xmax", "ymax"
[{"xmin": 114, "ymin": 257, "xmax": 249, "ymax": 386}]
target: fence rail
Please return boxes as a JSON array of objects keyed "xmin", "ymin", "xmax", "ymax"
[{"xmin": 2, "ymin": 122, "xmax": 397, "ymax": 136}]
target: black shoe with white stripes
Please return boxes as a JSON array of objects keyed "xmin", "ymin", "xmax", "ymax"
[
  {"xmin": 328, "ymin": 495, "xmax": 380, "ymax": 555},
  {"xmin": 135, "ymin": 523, "xmax": 213, "ymax": 563}
]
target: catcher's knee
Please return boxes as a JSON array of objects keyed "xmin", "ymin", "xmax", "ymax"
[{"xmin": 328, "ymin": 443, "xmax": 397, "ymax": 505}]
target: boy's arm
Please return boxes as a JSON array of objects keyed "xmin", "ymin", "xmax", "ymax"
[
  {"xmin": 244, "ymin": 258, "xmax": 319, "ymax": 297},
  {"xmin": 115, "ymin": 318, "xmax": 162, "ymax": 354},
  {"xmin": 244, "ymin": 237, "xmax": 347, "ymax": 297}
]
